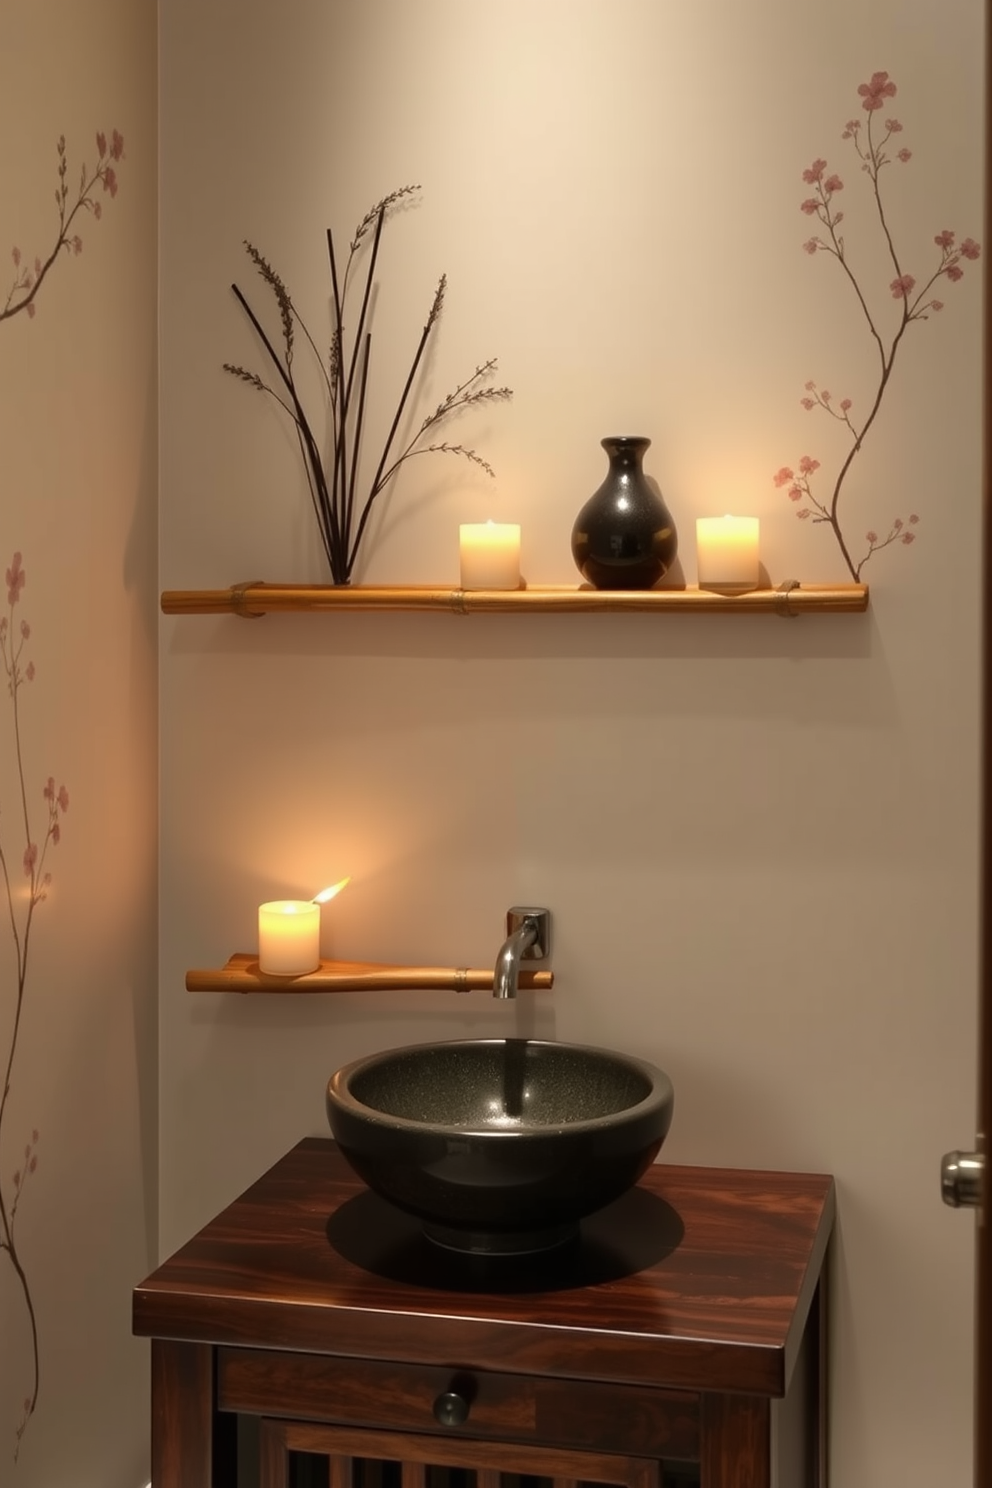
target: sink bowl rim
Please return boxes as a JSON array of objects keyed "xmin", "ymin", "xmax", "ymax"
[{"xmin": 326, "ymin": 1035, "xmax": 674, "ymax": 1139}]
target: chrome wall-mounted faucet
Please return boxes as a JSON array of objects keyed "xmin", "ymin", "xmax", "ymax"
[{"xmin": 493, "ymin": 907, "xmax": 551, "ymax": 999}]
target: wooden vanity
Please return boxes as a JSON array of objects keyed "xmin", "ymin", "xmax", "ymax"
[{"xmin": 132, "ymin": 1138, "xmax": 834, "ymax": 1488}]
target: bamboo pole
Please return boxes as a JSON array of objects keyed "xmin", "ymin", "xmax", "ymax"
[
  {"xmin": 186, "ymin": 953, "xmax": 555, "ymax": 994},
  {"xmin": 161, "ymin": 581, "xmax": 869, "ymax": 618}
]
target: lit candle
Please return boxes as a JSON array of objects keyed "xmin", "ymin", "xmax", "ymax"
[
  {"xmin": 258, "ymin": 900, "xmax": 321, "ymax": 975},
  {"xmin": 459, "ymin": 521, "xmax": 521, "ymax": 589},
  {"xmin": 696, "ymin": 516, "xmax": 760, "ymax": 593},
  {"xmin": 312, "ymin": 877, "xmax": 350, "ymax": 905}
]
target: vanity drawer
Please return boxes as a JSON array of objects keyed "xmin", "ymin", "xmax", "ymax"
[{"xmin": 218, "ymin": 1348, "xmax": 700, "ymax": 1461}]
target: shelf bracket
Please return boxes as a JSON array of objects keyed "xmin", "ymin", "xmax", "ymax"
[
  {"xmin": 231, "ymin": 579, "xmax": 267, "ymax": 619},
  {"xmin": 775, "ymin": 579, "xmax": 802, "ymax": 619}
]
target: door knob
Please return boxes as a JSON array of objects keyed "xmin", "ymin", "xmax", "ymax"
[{"xmin": 940, "ymin": 1149, "xmax": 985, "ymax": 1209}]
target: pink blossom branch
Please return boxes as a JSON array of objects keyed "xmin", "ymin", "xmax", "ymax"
[
  {"xmin": 1, "ymin": 129, "xmax": 123, "ymax": 325},
  {"xmin": 801, "ymin": 154, "xmax": 886, "ymax": 370},
  {"xmin": 863, "ymin": 111, "xmax": 907, "ymax": 285},
  {"xmin": 779, "ymin": 72, "xmax": 980, "ymax": 579},
  {"xmin": 0, "ymin": 124, "xmax": 114, "ymax": 1464},
  {"xmin": 863, "ymin": 514, "xmax": 920, "ymax": 563},
  {"xmin": 0, "ymin": 557, "xmax": 68, "ymax": 1458},
  {"xmin": 8, "ymin": 1132, "xmax": 38, "ymax": 1234}
]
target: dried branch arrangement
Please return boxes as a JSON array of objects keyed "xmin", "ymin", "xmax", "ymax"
[{"xmin": 225, "ymin": 188, "xmax": 512, "ymax": 584}]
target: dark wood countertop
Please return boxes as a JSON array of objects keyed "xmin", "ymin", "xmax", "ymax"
[{"xmin": 133, "ymin": 1138, "xmax": 834, "ymax": 1399}]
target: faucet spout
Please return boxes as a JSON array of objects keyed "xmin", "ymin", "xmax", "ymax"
[
  {"xmin": 493, "ymin": 920, "xmax": 537, "ymax": 1000},
  {"xmin": 493, "ymin": 907, "xmax": 551, "ymax": 999}
]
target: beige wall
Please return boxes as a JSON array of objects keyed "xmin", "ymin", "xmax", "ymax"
[
  {"xmin": 160, "ymin": 2, "xmax": 983, "ymax": 1485},
  {"xmin": 0, "ymin": 0, "xmax": 158, "ymax": 1483}
]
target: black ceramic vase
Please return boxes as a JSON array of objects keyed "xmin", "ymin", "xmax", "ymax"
[{"xmin": 570, "ymin": 436, "xmax": 678, "ymax": 590}]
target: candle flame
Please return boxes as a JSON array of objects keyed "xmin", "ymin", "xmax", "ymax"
[{"xmin": 312, "ymin": 876, "xmax": 351, "ymax": 904}]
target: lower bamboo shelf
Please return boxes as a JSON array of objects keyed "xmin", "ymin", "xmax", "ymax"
[
  {"xmin": 161, "ymin": 581, "xmax": 868, "ymax": 618},
  {"xmin": 186, "ymin": 953, "xmax": 555, "ymax": 994}
]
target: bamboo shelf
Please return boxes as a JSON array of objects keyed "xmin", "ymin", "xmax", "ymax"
[
  {"xmin": 161, "ymin": 581, "xmax": 869, "ymax": 618},
  {"xmin": 187, "ymin": 953, "xmax": 555, "ymax": 994}
]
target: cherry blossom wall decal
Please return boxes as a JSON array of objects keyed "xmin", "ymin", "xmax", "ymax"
[
  {"xmin": 0, "ymin": 127, "xmax": 123, "ymax": 1463},
  {"xmin": 773, "ymin": 72, "xmax": 980, "ymax": 580},
  {"xmin": 0, "ymin": 556, "xmax": 68, "ymax": 1460}
]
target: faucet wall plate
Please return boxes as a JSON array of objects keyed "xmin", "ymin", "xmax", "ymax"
[{"xmin": 507, "ymin": 907, "xmax": 551, "ymax": 961}]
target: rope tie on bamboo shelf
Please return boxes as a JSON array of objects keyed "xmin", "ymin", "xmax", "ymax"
[
  {"xmin": 449, "ymin": 588, "xmax": 471, "ymax": 616},
  {"xmin": 775, "ymin": 579, "xmax": 801, "ymax": 619},
  {"xmin": 230, "ymin": 579, "xmax": 267, "ymax": 619},
  {"xmin": 454, "ymin": 967, "xmax": 470, "ymax": 992}
]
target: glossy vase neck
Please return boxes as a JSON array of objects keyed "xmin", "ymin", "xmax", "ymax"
[{"xmin": 601, "ymin": 436, "xmax": 651, "ymax": 468}]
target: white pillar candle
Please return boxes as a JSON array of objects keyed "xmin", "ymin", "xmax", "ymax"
[
  {"xmin": 258, "ymin": 900, "xmax": 321, "ymax": 975},
  {"xmin": 696, "ymin": 516, "xmax": 761, "ymax": 592},
  {"xmin": 459, "ymin": 521, "xmax": 521, "ymax": 589}
]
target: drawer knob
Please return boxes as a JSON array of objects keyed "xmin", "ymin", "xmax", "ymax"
[{"xmin": 433, "ymin": 1390, "xmax": 470, "ymax": 1427}]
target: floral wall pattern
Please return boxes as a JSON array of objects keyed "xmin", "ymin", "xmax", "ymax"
[
  {"xmin": 774, "ymin": 70, "xmax": 981, "ymax": 579},
  {"xmin": 0, "ymin": 2, "xmax": 156, "ymax": 1483},
  {"xmin": 1, "ymin": 554, "xmax": 70, "ymax": 1456},
  {"xmin": 2, "ymin": 130, "xmax": 123, "ymax": 325},
  {"xmin": 0, "ymin": 132, "xmax": 126, "ymax": 1460}
]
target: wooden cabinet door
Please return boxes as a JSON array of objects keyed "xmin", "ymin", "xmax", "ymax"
[{"xmin": 257, "ymin": 1420, "xmax": 667, "ymax": 1488}]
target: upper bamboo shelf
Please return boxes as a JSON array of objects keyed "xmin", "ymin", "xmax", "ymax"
[
  {"xmin": 161, "ymin": 581, "xmax": 869, "ymax": 618},
  {"xmin": 187, "ymin": 953, "xmax": 555, "ymax": 995}
]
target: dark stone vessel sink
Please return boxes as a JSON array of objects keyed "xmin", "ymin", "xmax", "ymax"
[{"xmin": 326, "ymin": 1037, "xmax": 674, "ymax": 1255}]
